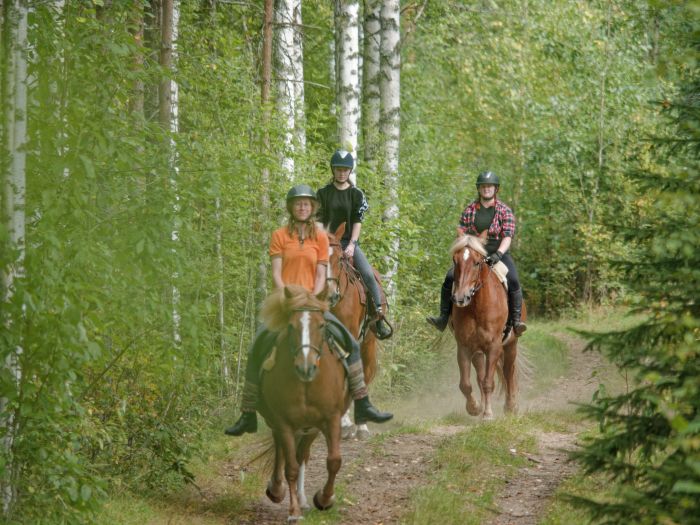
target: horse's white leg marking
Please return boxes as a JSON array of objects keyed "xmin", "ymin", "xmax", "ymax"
[
  {"xmin": 341, "ymin": 410, "xmax": 356, "ymax": 439},
  {"xmin": 356, "ymin": 423, "xmax": 370, "ymax": 439},
  {"xmin": 297, "ymin": 461, "xmax": 309, "ymax": 509}
]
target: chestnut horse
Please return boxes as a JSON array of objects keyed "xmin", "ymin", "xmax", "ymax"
[
  {"xmin": 326, "ymin": 223, "xmax": 380, "ymax": 438},
  {"xmin": 257, "ymin": 285, "xmax": 350, "ymax": 521},
  {"xmin": 450, "ymin": 235, "xmax": 525, "ymax": 418}
]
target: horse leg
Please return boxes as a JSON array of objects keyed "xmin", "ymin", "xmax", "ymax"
[
  {"xmin": 266, "ymin": 436, "xmax": 286, "ymax": 504},
  {"xmin": 481, "ymin": 344, "xmax": 503, "ymax": 420},
  {"xmin": 341, "ymin": 408, "xmax": 356, "ymax": 439},
  {"xmin": 295, "ymin": 432, "xmax": 317, "ymax": 510},
  {"xmin": 314, "ymin": 417, "xmax": 342, "ymax": 511},
  {"xmin": 502, "ymin": 338, "xmax": 518, "ymax": 414},
  {"xmin": 472, "ymin": 350, "xmax": 486, "ymax": 416},
  {"xmin": 279, "ymin": 427, "xmax": 303, "ymax": 521},
  {"xmin": 458, "ymin": 346, "xmax": 480, "ymax": 416}
]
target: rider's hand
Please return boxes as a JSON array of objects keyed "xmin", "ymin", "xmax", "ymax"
[
  {"xmin": 486, "ymin": 251, "xmax": 503, "ymax": 266},
  {"xmin": 344, "ymin": 241, "xmax": 356, "ymax": 258}
]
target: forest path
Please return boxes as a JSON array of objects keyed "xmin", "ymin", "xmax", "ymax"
[{"xmin": 221, "ymin": 332, "xmax": 609, "ymax": 525}]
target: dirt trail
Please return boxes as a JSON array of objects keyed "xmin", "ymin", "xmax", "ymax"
[{"xmin": 228, "ymin": 333, "xmax": 609, "ymax": 524}]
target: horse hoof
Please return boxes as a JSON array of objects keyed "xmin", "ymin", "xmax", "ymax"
[
  {"xmin": 466, "ymin": 400, "xmax": 481, "ymax": 417},
  {"xmin": 356, "ymin": 426, "xmax": 370, "ymax": 440},
  {"xmin": 266, "ymin": 486, "xmax": 284, "ymax": 504},
  {"xmin": 287, "ymin": 515, "xmax": 304, "ymax": 523},
  {"xmin": 341, "ymin": 424, "xmax": 357, "ymax": 440},
  {"xmin": 482, "ymin": 412, "xmax": 494, "ymax": 421},
  {"xmin": 313, "ymin": 491, "xmax": 335, "ymax": 511}
]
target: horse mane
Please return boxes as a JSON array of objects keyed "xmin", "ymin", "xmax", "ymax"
[
  {"xmin": 260, "ymin": 285, "xmax": 329, "ymax": 332},
  {"xmin": 449, "ymin": 234, "xmax": 487, "ymax": 257}
]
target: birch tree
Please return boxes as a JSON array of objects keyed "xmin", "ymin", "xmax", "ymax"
[
  {"xmin": 334, "ymin": 0, "xmax": 361, "ymax": 184},
  {"xmin": 379, "ymin": 0, "xmax": 400, "ymax": 300},
  {"xmin": 362, "ymin": 0, "xmax": 381, "ymax": 165},
  {"xmin": 1, "ymin": 0, "xmax": 28, "ymax": 515},
  {"xmin": 275, "ymin": 0, "xmax": 305, "ymax": 179}
]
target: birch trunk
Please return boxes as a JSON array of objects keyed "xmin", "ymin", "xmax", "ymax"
[
  {"xmin": 274, "ymin": 0, "xmax": 304, "ymax": 179},
  {"xmin": 159, "ymin": 0, "xmax": 181, "ymax": 344},
  {"xmin": 334, "ymin": 0, "xmax": 360, "ymax": 184},
  {"xmin": 379, "ymin": 0, "xmax": 400, "ymax": 301},
  {"xmin": 1, "ymin": 0, "xmax": 28, "ymax": 515},
  {"xmin": 362, "ymin": 0, "xmax": 381, "ymax": 165}
]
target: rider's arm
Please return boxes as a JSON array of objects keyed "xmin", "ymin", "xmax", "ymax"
[
  {"xmin": 344, "ymin": 222, "xmax": 362, "ymax": 257},
  {"xmin": 313, "ymin": 263, "xmax": 326, "ymax": 294},
  {"xmin": 496, "ymin": 236, "xmax": 512, "ymax": 255},
  {"xmin": 271, "ymin": 256, "xmax": 284, "ymax": 289}
]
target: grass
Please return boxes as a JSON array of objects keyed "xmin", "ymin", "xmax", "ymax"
[{"xmin": 400, "ymin": 415, "xmax": 540, "ymax": 525}]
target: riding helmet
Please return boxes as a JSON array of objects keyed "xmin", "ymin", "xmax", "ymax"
[
  {"xmin": 475, "ymin": 171, "xmax": 500, "ymax": 187},
  {"xmin": 330, "ymin": 149, "xmax": 354, "ymax": 170},
  {"xmin": 286, "ymin": 184, "xmax": 317, "ymax": 202}
]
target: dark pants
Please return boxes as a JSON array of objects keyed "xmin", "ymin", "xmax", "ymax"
[{"xmin": 342, "ymin": 240, "xmax": 384, "ymax": 310}]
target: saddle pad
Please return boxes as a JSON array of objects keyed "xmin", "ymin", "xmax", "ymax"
[{"xmin": 493, "ymin": 261, "xmax": 509, "ymax": 290}]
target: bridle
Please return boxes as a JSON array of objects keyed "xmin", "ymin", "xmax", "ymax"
[
  {"xmin": 289, "ymin": 307, "xmax": 325, "ymax": 382},
  {"xmin": 454, "ymin": 247, "xmax": 489, "ymax": 304}
]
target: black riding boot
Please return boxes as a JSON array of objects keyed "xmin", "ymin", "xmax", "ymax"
[
  {"xmin": 508, "ymin": 288, "xmax": 527, "ymax": 337},
  {"xmin": 427, "ymin": 281, "xmax": 452, "ymax": 332},
  {"xmin": 224, "ymin": 410, "xmax": 257, "ymax": 436},
  {"xmin": 354, "ymin": 395, "xmax": 393, "ymax": 424}
]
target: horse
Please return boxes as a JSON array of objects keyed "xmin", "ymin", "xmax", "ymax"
[
  {"xmin": 326, "ymin": 223, "xmax": 380, "ymax": 438},
  {"xmin": 449, "ymin": 234, "xmax": 525, "ymax": 419},
  {"xmin": 257, "ymin": 285, "xmax": 351, "ymax": 521}
]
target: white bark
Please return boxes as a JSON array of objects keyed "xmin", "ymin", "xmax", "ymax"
[
  {"xmin": 334, "ymin": 0, "xmax": 360, "ymax": 184},
  {"xmin": 1, "ymin": 0, "xmax": 28, "ymax": 515},
  {"xmin": 274, "ymin": 0, "xmax": 305, "ymax": 179},
  {"xmin": 362, "ymin": 0, "xmax": 381, "ymax": 164},
  {"xmin": 379, "ymin": 0, "xmax": 400, "ymax": 301}
]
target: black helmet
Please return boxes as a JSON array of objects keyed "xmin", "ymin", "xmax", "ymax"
[
  {"xmin": 330, "ymin": 149, "xmax": 354, "ymax": 170},
  {"xmin": 475, "ymin": 171, "xmax": 500, "ymax": 187},
  {"xmin": 286, "ymin": 184, "xmax": 317, "ymax": 202}
]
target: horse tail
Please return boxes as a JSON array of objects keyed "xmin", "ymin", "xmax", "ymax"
[
  {"xmin": 248, "ymin": 433, "xmax": 276, "ymax": 477},
  {"xmin": 515, "ymin": 343, "xmax": 534, "ymax": 391},
  {"xmin": 496, "ymin": 356, "xmax": 506, "ymax": 397}
]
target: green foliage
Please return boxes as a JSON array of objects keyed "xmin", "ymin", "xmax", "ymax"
[{"xmin": 569, "ymin": 3, "xmax": 700, "ymax": 523}]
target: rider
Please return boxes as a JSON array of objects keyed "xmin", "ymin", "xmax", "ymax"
[
  {"xmin": 426, "ymin": 171, "xmax": 527, "ymax": 337},
  {"xmin": 316, "ymin": 149, "xmax": 392, "ymax": 340},
  {"xmin": 225, "ymin": 184, "xmax": 392, "ymax": 436}
]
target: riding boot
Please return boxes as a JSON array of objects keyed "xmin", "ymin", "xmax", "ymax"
[
  {"xmin": 508, "ymin": 288, "xmax": 527, "ymax": 337},
  {"xmin": 347, "ymin": 358, "xmax": 393, "ymax": 423},
  {"xmin": 354, "ymin": 395, "xmax": 393, "ymax": 424},
  {"xmin": 224, "ymin": 380, "xmax": 259, "ymax": 436},
  {"xmin": 426, "ymin": 280, "xmax": 452, "ymax": 332},
  {"xmin": 374, "ymin": 305, "xmax": 392, "ymax": 340}
]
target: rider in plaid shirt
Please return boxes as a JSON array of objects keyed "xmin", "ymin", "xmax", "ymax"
[{"xmin": 427, "ymin": 171, "xmax": 527, "ymax": 337}]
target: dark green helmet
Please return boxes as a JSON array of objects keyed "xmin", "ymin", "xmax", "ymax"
[
  {"xmin": 286, "ymin": 184, "xmax": 317, "ymax": 202},
  {"xmin": 330, "ymin": 149, "xmax": 354, "ymax": 170},
  {"xmin": 475, "ymin": 171, "xmax": 500, "ymax": 187}
]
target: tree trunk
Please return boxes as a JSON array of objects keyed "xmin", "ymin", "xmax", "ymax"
[
  {"xmin": 334, "ymin": 0, "xmax": 361, "ymax": 184},
  {"xmin": 274, "ymin": 0, "xmax": 304, "ymax": 179},
  {"xmin": 379, "ymin": 0, "xmax": 400, "ymax": 301},
  {"xmin": 362, "ymin": 0, "xmax": 381, "ymax": 165},
  {"xmin": 159, "ymin": 0, "xmax": 181, "ymax": 344},
  {"xmin": 1, "ymin": 0, "xmax": 28, "ymax": 515}
]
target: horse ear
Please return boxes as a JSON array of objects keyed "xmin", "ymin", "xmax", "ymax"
[
  {"xmin": 284, "ymin": 286, "xmax": 294, "ymax": 299},
  {"xmin": 334, "ymin": 222, "xmax": 346, "ymax": 240},
  {"xmin": 455, "ymin": 227, "xmax": 464, "ymax": 238},
  {"xmin": 477, "ymin": 229, "xmax": 488, "ymax": 241},
  {"xmin": 316, "ymin": 287, "xmax": 328, "ymax": 302}
]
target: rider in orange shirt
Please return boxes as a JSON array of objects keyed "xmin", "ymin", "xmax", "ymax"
[{"xmin": 225, "ymin": 185, "xmax": 392, "ymax": 436}]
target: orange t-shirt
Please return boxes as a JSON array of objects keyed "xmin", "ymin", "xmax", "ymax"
[{"xmin": 269, "ymin": 226, "xmax": 329, "ymax": 292}]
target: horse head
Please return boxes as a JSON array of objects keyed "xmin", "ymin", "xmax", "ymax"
[
  {"xmin": 451, "ymin": 234, "xmax": 487, "ymax": 307},
  {"xmin": 325, "ymin": 222, "xmax": 347, "ymax": 307},
  {"xmin": 284, "ymin": 286, "xmax": 328, "ymax": 383}
]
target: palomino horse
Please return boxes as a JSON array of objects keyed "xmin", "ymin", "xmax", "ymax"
[
  {"xmin": 257, "ymin": 285, "xmax": 350, "ymax": 521},
  {"xmin": 326, "ymin": 223, "xmax": 380, "ymax": 438},
  {"xmin": 450, "ymin": 234, "xmax": 525, "ymax": 419}
]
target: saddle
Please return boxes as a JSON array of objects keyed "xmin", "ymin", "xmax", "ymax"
[{"xmin": 340, "ymin": 257, "xmax": 394, "ymax": 340}]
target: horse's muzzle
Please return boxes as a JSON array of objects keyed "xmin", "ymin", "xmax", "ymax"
[{"xmin": 452, "ymin": 291, "xmax": 473, "ymax": 307}]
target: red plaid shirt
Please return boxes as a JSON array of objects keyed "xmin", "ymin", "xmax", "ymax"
[{"xmin": 458, "ymin": 199, "xmax": 516, "ymax": 241}]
